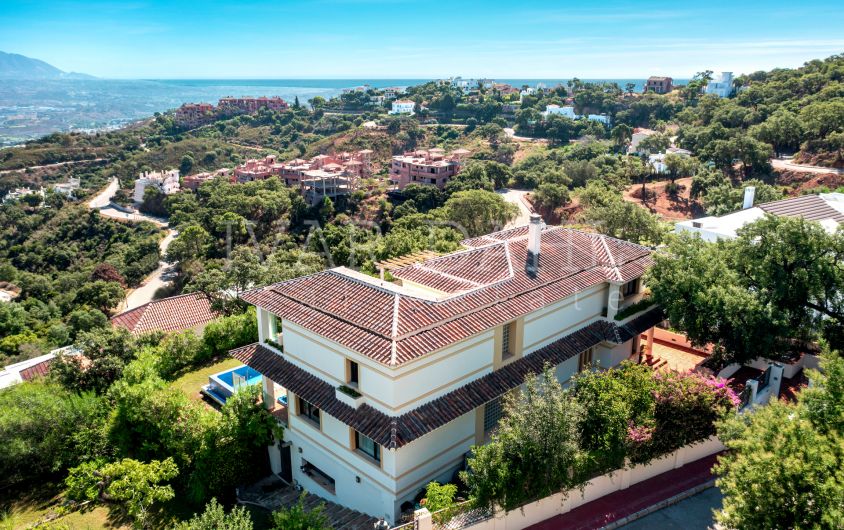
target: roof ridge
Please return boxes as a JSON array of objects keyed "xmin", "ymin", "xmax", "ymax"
[{"xmin": 390, "ymin": 294, "xmax": 400, "ymax": 367}]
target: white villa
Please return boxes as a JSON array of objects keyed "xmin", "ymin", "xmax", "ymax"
[
  {"xmin": 389, "ymin": 100, "xmax": 415, "ymax": 115},
  {"xmin": 231, "ymin": 216, "xmax": 662, "ymax": 524},
  {"xmin": 676, "ymin": 189, "xmax": 844, "ymax": 241},
  {"xmin": 543, "ymin": 104, "xmax": 610, "ymax": 125},
  {"xmin": 705, "ymin": 71, "xmax": 734, "ymax": 98},
  {"xmin": 133, "ymin": 169, "xmax": 180, "ymax": 203}
]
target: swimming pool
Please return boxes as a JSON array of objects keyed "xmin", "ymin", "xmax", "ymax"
[{"xmin": 201, "ymin": 364, "xmax": 263, "ymax": 405}]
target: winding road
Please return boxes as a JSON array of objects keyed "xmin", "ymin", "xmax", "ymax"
[{"xmin": 88, "ymin": 178, "xmax": 177, "ymax": 311}]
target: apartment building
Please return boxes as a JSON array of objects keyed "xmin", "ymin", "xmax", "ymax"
[
  {"xmin": 232, "ymin": 216, "xmax": 661, "ymax": 524},
  {"xmin": 174, "ymin": 102, "xmax": 215, "ymax": 128},
  {"xmin": 390, "ymin": 148, "xmax": 470, "ymax": 190},
  {"xmin": 644, "ymin": 76, "xmax": 673, "ymax": 94},
  {"xmin": 218, "ymin": 96, "xmax": 289, "ymax": 114},
  {"xmin": 183, "ymin": 168, "xmax": 234, "ymax": 191},
  {"xmin": 234, "ymin": 155, "xmax": 278, "ymax": 183}
]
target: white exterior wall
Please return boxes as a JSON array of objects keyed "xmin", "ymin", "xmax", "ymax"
[{"xmin": 259, "ymin": 276, "xmax": 643, "ymax": 524}]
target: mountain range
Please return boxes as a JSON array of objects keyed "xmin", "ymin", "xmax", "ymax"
[{"xmin": 0, "ymin": 51, "xmax": 95, "ymax": 80}]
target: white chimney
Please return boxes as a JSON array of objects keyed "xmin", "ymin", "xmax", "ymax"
[
  {"xmin": 743, "ymin": 186, "xmax": 756, "ymax": 210},
  {"xmin": 528, "ymin": 214, "xmax": 542, "ymax": 256}
]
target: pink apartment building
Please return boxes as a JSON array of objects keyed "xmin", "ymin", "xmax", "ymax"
[
  {"xmin": 183, "ymin": 168, "xmax": 234, "ymax": 190},
  {"xmin": 174, "ymin": 102, "xmax": 216, "ymax": 127},
  {"xmin": 218, "ymin": 96, "xmax": 289, "ymax": 114},
  {"xmin": 390, "ymin": 148, "xmax": 470, "ymax": 190}
]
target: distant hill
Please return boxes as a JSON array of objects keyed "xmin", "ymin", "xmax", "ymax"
[{"xmin": 0, "ymin": 51, "xmax": 95, "ymax": 80}]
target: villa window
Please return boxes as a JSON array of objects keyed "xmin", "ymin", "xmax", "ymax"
[
  {"xmin": 347, "ymin": 359, "xmax": 359, "ymax": 387},
  {"xmin": 354, "ymin": 431, "xmax": 381, "ymax": 463},
  {"xmin": 622, "ymin": 279, "xmax": 639, "ymax": 298},
  {"xmin": 297, "ymin": 397, "xmax": 320, "ymax": 428},
  {"xmin": 483, "ymin": 397, "xmax": 503, "ymax": 433},
  {"xmin": 502, "ymin": 321, "xmax": 515, "ymax": 359}
]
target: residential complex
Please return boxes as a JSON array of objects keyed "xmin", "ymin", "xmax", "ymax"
[
  {"xmin": 231, "ymin": 217, "xmax": 662, "ymax": 524},
  {"xmin": 389, "ymin": 148, "xmax": 470, "ymax": 190},
  {"xmin": 705, "ymin": 72, "xmax": 734, "ymax": 98},
  {"xmin": 174, "ymin": 102, "xmax": 216, "ymax": 128},
  {"xmin": 230, "ymin": 150, "xmax": 373, "ymax": 205},
  {"xmin": 218, "ymin": 96, "xmax": 289, "ymax": 114},
  {"xmin": 676, "ymin": 189, "xmax": 844, "ymax": 241},
  {"xmin": 182, "ymin": 168, "xmax": 233, "ymax": 191},
  {"xmin": 174, "ymin": 96, "xmax": 289, "ymax": 127},
  {"xmin": 133, "ymin": 169, "xmax": 180, "ymax": 203}
]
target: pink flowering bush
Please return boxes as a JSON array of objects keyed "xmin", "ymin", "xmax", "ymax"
[{"xmin": 626, "ymin": 371, "xmax": 738, "ymax": 464}]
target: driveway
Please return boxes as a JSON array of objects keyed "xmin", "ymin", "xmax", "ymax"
[
  {"xmin": 504, "ymin": 127, "xmax": 543, "ymax": 142},
  {"xmin": 619, "ymin": 488, "xmax": 722, "ymax": 530},
  {"xmin": 499, "ymin": 188, "xmax": 533, "ymax": 228}
]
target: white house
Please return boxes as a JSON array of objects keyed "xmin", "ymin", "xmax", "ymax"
[
  {"xmin": 232, "ymin": 216, "xmax": 661, "ymax": 524},
  {"xmin": 389, "ymin": 100, "xmax": 415, "ymax": 115},
  {"xmin": 543, "ymin": 104, "xmax": 577, "ymax": 119},
  {"xmin": 53, "ymin": 177, "xmax": 81, "ymax": 198},
  {"xmin": 676, "ymin": 189, "xmax": 844, "ymax": 242},
  {"xmin": 133, "ymin": 169, "xmax": 180, "ymax": 203},
  {"xmin": 705, "ymin": 71, "xmax": 734, "ymax": 98},
  {"xmin": 543, "ymin": 105, "xmax": 610, "ymax": 125}
]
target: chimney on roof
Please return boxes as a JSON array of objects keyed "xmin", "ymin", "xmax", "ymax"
[
  {"xmin": 526, "ymin": 214, "xmax": 542, "ymax": 276},
  {"xmin": 743, "ymin": 186, "xmax": 756, "ymax": 210}
]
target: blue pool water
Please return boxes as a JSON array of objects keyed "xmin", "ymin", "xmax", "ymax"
[{"xmin": 216, "ymin": 365, "xmax": 262, "ymax": 388}]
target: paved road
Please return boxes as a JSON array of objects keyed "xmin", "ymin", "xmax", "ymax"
[
  {"xmin": 499, "ymin": 188, "xmax": 533, "ymax": 228},
  {"xmin": 771, "ymin": 157, "xmax": 843, "ymax": 175},
  {"xmin": 122, "ymin": 228, "xmax": 178, "ymax": 311},
  {"xmin": 619, "ymin": 487, "xmax": 722, "ymax": 530},
  {"xmin": 88, "ymin": 177, "xmax": 177, "ymax": 311}
]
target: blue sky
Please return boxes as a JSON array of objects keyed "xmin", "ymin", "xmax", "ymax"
[{"xmin": 2, "ymin": 0, "xmax": 843, "ymax": 79}]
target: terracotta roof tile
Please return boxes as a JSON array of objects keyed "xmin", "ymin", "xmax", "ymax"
[
  {"xmin": 231, "ymin": 307, "xmax": 663, "ymax": 448},
  {"xmin": 111, "ymin": 293, "xmax": 220, "ymax": 335},
  {"xmin": 241, "ymin": 226, "xmax": 653, "ymax": 366}
]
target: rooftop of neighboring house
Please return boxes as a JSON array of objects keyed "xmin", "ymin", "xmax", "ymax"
[
  {"xmin": 242, "ymin": 224, "xmax": 652, "ymax": 366},
  {"xmin": 111, "ymin": 292, "xmax": 219, "ymax": 335},
  {"xmin": 392, "ymin": 149, "xmax": 468, "ymax": 166},
  {"xmin": 677, "ymin": 192, "xmax": 844, "ymax": 239}
]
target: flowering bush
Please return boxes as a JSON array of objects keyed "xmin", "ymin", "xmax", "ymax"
[{"xmin": 626, "ymin": 371, "xmax": 738, "ymax": 464}]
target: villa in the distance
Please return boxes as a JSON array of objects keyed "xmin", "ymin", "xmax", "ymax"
[
  {"xmin": 389, "ymin": 100, "xmax": 415, "ymax": 115},
  {"xmin": 705, "ymin": 72, "xmax": 734, "ymax": 98},
  {"xmin": 543, "ymin": 104, "xmax": 610, "ymax": 125},
  {"xmin": 133, "ymin": 169, "xmax": 180, "ymax": 203},
  {"xmin": 390, "ymin": 148, "xmax": 470, "ymax": 190},
  {"xmin": 645, "ymin": 76, "xmax": 673, "ymax": 94},
  {"xmin": 231, "ymin": 216, "xmax": 662, "ymax": 524}
]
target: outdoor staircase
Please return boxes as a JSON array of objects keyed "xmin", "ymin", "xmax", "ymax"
[
  {"xmin": 238, "ymin": 475, "xmax": 379, "ymax": 530},
  {"xmin": 639, "ymin": 353, "xmax": 668, "ymax": 371}
]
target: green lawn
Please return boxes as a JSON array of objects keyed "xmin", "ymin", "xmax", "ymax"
[
  {"xmin": 169, "ymin": 356, "xmax": 243, "ymax": 402},
  {"xmin": 1, "ymin": 481, "xmax": 129, "ymax": 530}
]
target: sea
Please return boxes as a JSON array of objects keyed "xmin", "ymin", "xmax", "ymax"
[{"xmin": 0, "ymin": 78, "xmax": 689, "ymax": 145}]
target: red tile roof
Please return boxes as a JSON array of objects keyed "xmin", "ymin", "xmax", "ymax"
[
  {"xmin": 111, "ymin": 293, "xmax": 219, "ymax": 335},
  {"xmin": 242, "ymin": 227, "xmax": 652, "ymax": 366},
  {"xmin": 19, "ymin": 358, "xmax": 52, "ymax": 381},
  {"xmin": 231, "ymin": 307, "xmax": 663, "ymax": 448}
]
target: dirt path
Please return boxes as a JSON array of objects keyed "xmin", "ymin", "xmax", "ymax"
[{"xmin": 0, "ymin": 158, "xmax": 108, "ymax": 176}]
